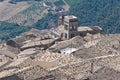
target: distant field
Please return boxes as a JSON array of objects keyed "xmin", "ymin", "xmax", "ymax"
[
  {"xmin": 6, "ymin": 0, "xmax": 65, "ymax": 26},
  {"xmin": 0, "ymin": 0, "xmax": 31, "ymax": 21},
  {"xmin": 0, "ymin": 0, "xmax": 67, "ymax": 41},
  {"xmin": 7, "ymin": 2, "xmax": 48, "ymax": 26}
]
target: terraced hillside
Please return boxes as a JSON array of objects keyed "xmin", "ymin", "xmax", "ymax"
[
  {"xmin": 0, "ymin": 0, "xmax": 66, "ymax": 41},
  {"xmin": 7, "ymin": 2, "xmax": 48, "ymax": 26},
  {"xmin": 0, "ymin": 0, "xmax": 65, "ymax": 25},
  {"xmin": 0, "ymin": 0, "xmax": 31, "ymax": 21}
]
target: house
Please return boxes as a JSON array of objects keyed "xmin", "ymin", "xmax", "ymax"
[{"xmin": 6, "ymin": 36, "xmax": 26, "ymax": 54}]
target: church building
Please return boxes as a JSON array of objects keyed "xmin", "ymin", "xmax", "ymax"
[{"xmin": 58, "ymin": 15, "xmax": 102, "ymax": 40}]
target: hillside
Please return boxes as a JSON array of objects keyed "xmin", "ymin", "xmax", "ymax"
[
  {"xmin": 35, "ymin": 0, "xmax": 120, "ymax": 33},
  {"xmin": 0, "ymin": 0, "xmax": 30, "ymax": 21},
  {"xmin": 0, "ymin": 0, "xmax": 120, "ymax": 41},
  {"xmin": 0, "ymin": 21, "xmax": 29, "ymax": 41},
  {"xmin": 0, "ymin": 0, "xmax": 65, "ymax": 26},
  {"xmin": 7, "ymin": 1, "xmax": 48, "ymax": 26},
  {"xmin": 0, "ymin": 0, "xmax": 66, "ymax": 41},
  {"xmin": 65, "ymin": 0, "xmax": 120, "ymax": 33}
]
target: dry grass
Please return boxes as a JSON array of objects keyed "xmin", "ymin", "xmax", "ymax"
[
  {"xmin": 7, "ymin": 2, "xmax": 48, "ymax": 26},
  {"xmin": 0, "ymin": 0, "xmax": 31, "ymax": 21}
]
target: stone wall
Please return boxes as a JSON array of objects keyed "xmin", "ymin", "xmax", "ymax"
[
  {"xmin": 7, "ymin": 45, "xmax": 20, "ymax": 54},
  {"xmin": 0, "ymin": 74, "xmax": 22, "ymax": 80},
  {"xmin": 17, "ymin": 58, "xmax": 33, "ymax": 69},
  {"xmin": 1, "ymin": 55, "xmax": 120, "ymax": 80},
  {"xmin": 66, "ymin": 55, "xmax": 120, "ymax": 73},
  {"xmin": 51, "ymin": 55, "xmax": 120, "ymax": 79},
  {"xmin": 17, "ymin": 66, "xmax": 49, "ymax": 80}
]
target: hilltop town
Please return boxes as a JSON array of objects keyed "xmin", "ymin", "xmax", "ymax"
[{"xmin": 0, "ymin": 15, "xmax": 120, "ymax": 80}]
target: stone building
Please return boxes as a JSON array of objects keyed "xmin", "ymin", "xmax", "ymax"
[
  {"xmin": 6, "ymin": 36, "xmax": 26, "ymax": 54},
  {"xmin": 58, "ymin": 15, "xmax": 78, "ymax": 40},
  {"xmin": 78, "ymin": 26, "xmax": 102, "ymax": 37},
  {"xmin": 58, "ymin": 15, "xmax": 102, "ymax": 40}
]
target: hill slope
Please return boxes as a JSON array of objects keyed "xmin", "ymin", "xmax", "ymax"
[
  {"xmin": 0, "ymin": 21, "xmax": 29, "ymax": 41},
  {"xmin": 0, "ymin": 0, "xmax": 66, "ymax": 41},
  {"xmin": 7, "ymin": 1, "xmax": 48, "ymax": 26},
  {"xmin": 0, "ymin": 0, "xmax": 120, "ymax": 41},
  {"xmin": 0, "ymin": 0, "xmax": 30, "ymax": 21},
  {"xmin": 65, "ymin": 0, "xmax": 120, "ymax": 33}
]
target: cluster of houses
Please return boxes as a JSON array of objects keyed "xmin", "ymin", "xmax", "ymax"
[{"xmin": 6, "ymin": 15, "xmax": 102, "ymax": 55}]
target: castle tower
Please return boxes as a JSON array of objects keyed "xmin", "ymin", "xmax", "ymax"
[{"xmin": 62, "ymin": 15, "xmax": 78, "ymax": 40}]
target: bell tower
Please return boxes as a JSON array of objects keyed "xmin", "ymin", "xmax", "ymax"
[{"xmin": 62, "ymin": 15, "xmax": 78, "ymax": 40}]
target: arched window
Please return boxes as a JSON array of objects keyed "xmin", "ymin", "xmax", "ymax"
[
  {"xmin": 70, "ymin": 26, "xmax": 76, "ymax": 30},
  {"xmin": 65, "ymin": 33, "xmax": 67, "ymax": 38},
  {"xmin": 61, "ymin": 33, "xmax": 63, "ymax": 38}
]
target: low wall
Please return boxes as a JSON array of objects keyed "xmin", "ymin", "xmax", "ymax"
[
  {"xmin": 64, "ymin": 55, "xmax": 120, "ymax": 72},
  {"xmin": 50, "ymin": 55, "xmax": 120, "ymax": 79},
  {"xmin": 1, "ymin": 55, "xmax": 120, "ymax": 80}
]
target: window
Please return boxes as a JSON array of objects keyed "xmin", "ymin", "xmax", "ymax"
[
  {"xmin": 74, "ymin": 26, "xmax": 76, "ymax": 29},
  {"xmin": 65, "ymin": 33, "xmax": 67, "ymax": 38},
  {"xmin": 61, "ymin": 33, "xmax": 63, "ymax": 38},
  {"xmin": 70, "ymin": 26, "xmax": 72, "ymax": 30},
  {"xmin": 70, "ymin": 26, "xmax": 76, "ymax": 30},
  {"xmin": 65, "ymin": 24, "xmax": 69, "ymax": 30}
]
